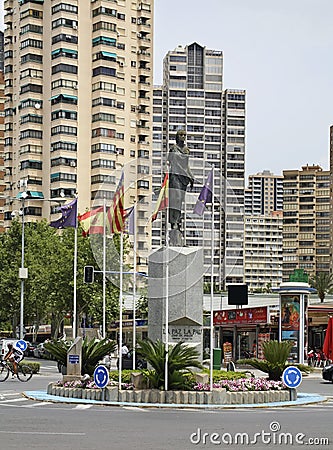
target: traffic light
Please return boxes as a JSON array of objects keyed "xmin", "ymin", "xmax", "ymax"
[{"xmin": 84, "ymin": 266, "xmax": 94, "ymax": 283}]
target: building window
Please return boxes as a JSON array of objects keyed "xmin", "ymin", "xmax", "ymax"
[
  {"xmin": 21, "ymin": 39, "xmax": 43, "ymax": 49},
  {"xmin": 52, "ymin": 34, "xmax": 78, "ymax": 45},
  {"xmin": 92, "ymin": 7, "xmax": 117, "ymax": 18},
  {"xmin": 91, "ymin": 128, "xmax": 116, "ymax": 138},
  {"xmin": 51, "ymin": 110, "xmax": 77, "ymax": 120},
  {"xmin": 91, "ymin": 159, "xmax": 116, "ymax": 169},
  {"xmin": 51, "ymin": 48, "xmax": 78, "ymax": 59},
  {"xmin": 52, "ymin": 63, "xmax": 78, "ymax": 74},
  {"xmin": 92, "ymin": 113, "xmax": 116, "ymax": 123},
  {"xmin": 91, "ymin": 175, "xmax": 116, "ymax": 185},
  {"xmin": 51, "ymin": 157, "xmax": 77, "ymax": 167},
  {"xmin": 21, "ymin": 54, "xmax": 43, "ymax": 64},
  {"xmin": 20, "ymin": 130, "xmax": 43, "ymax": 140},
  {"xmin": 92, "ymin": 67, "xmax": 116, "ymax": 77},
  {"xmin": 93, "ymin": 21, "xmax": 117, "ymax": 32},
  {"xmin": 20, "ymin": 114, "xmax": 43, "ymax": 124},
  {"xmin": 52, "ymin": 3, "xmax": 78, "ymax": 14},
  {"xmin": 20, "ymin": 160, "xmax": 43, "ymax": 170},
  {"xmin": 50, "ymin": 172, "xmax": 77, "ymax": 182},
  {"xmin": 51, "ymin": 141, "xmax": 77, "ymax": 152},
  {"xmin": 91, "ymin": 143, "xmax": 117, "ymax": 154},
  {"xmin": 20, "ymin": 84, "xmax": 43, "ymax": 94},
  {"xmin": 50, "ymin": 94, "xmax": 78, "ymax": 105},
  {"xmin": 137, "ymin": 180, "xmax": 149, "ymax": 189},
  {"xmin": 51, "ymin": 125, "xmax": 77, "ymax": 136}
]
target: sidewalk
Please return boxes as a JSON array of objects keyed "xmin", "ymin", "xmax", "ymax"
[{"xmin": 24, "ymin": 390, "xmax": 327, "ymax": 410}]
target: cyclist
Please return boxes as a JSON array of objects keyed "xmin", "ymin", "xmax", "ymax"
[{"xmin": 3, "ymin": 343, "xmax": 24, "ymax": 377}]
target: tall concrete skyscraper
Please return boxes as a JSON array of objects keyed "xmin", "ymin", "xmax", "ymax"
[
  {"xmin": 152, "ymin": 43, "xmax": 246, "ymax": 288},
  {"xmin": 3, "ymin": 0, "xmax": 154, "ymax": 270}
]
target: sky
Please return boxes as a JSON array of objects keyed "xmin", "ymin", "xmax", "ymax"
[
  {"xmin": 154, "ymin": 0, "xmax": 333, "ymax": 177},
  {"xmin": 1, "ymin": 1, "xmax": 332, "ymax": 177}
]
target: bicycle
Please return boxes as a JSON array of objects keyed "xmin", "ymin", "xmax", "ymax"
[{"xmin": 0, "ymin": 359, "xmax": 33, "ymax": 382}]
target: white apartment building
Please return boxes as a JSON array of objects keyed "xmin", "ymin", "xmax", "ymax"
[
  {"xmin": 244, "ymin": 213, "xmax": 283, "ymax": 291},
  {"xmin": 2, "ymin": 0, "xmax": 154, "ymax": 270},
  {"xmin": 152, "ymin": 43, "xmax": 246, "ymax": 288},
  {"xmin": 283, "ymin": 165, "xmax": 330, "ymax": 281},
  {"xmin": 245, "ymin": 170, "xmax": 283, "ymax": 215}
]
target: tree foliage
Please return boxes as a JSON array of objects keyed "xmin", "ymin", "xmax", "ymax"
[
  {"xmin": 309, "ymin": 272, "xmax": 333, "ymax": 303},
  {"xmin": 0, "ymin": 220, "xmax": 129, "ymax": 338}
]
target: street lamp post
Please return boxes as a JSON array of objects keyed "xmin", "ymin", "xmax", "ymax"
[{"xmin": 19, "ymin": 192, "xmax": 28, "ymax": 340}]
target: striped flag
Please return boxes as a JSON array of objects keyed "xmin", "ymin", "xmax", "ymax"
[
  {"xmin": 78, "ymin": 206, "xmax": 104, "ymax": 236},
  {"xmin": 152, "ymin": 172, "xmax": 169, "ymax": 221},
  {"xmin": 107, "ymin": 171, "xmax": 125, "ymax": 233}
]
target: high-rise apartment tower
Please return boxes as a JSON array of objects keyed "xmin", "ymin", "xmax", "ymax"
[{"xmin": 152, "ymin": 43, "xmax": 246, "ymax": 287}]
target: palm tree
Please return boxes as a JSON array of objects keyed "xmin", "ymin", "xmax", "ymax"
[
  {"xmin": 309, "ymin": 273, "xmax": 333, "ymax": 303},
  {"xmin": 136, "ymin": 339, "xmax": 203, "ymax": 390}
]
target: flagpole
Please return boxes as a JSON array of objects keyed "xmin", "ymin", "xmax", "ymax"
[
  {"xmin": 165, "ymin": 164, "xmax": 170, "ymax": 391},
  {"xmin": 73, "ymin": 196, "xmax": 78, "ymax": 340},
  {"xmin": 102, "ymin": 197, "xmax": 106, "ymax": 338},
  {"xmin": 210, "ymin": 168, "xmax": 215, "ymax": 391},
  {"xmin": 132, "ymin": 201, "xmax": 137, "ymax": 370},
  {"xmin": 118, "ymin": 231, "xmax": 124, "ymax": 391}
]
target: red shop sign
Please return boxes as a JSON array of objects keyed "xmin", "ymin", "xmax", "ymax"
[{"xmin": 213, "ymin": 306, "xmax": 268, "ymax": 325}]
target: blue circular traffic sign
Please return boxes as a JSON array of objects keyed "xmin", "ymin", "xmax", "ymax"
[
  {"xmin": 282, "ymin": 366, "xmax": 302, "ymax": 388},
  {"xmin": 15, "ymin": 340, "xmax": 27, "ymax": 352},
  {"xmin": 94, "ymin": 365, "xmax": 109, "ymax": 389}
]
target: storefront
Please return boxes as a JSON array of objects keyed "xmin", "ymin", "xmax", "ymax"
[
  {"xmin": 308, "ymin": 304, "xmax": 333, "ymax": 351},
  {"xmin": 213, "ymin": 306, "xmax": 278, "ymax": 362}
]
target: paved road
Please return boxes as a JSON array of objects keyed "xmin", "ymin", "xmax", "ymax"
[{"xmin": 0, "ymin": 360, "xmax": 331, "ymax": 449}]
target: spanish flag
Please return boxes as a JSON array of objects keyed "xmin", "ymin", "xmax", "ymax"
[
  {"xmin": 152, "ymin": 172, "xmax": 169, "ymax": 221},
  {"xmin": 107, "ymin": 171, "xmax": 125, "ymax": 233},
  {"xmin": 78, "ymin": 206, "xmax": 104, "ymax": 236}
]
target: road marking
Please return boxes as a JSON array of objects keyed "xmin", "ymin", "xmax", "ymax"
[
  {"xmin": 122, "ymin": 406, "xmax": 149, "ymax": 412},
  {"xmin": 74, "ymin": 404, "xmax": 92, "ymax": 410},
  {"xmin": 0, "ymin": 431, "xmax": 85, "ymax": 436},
  {"xmin": 0, "ymin": 398, "xmax": 29, "ymax": 404},
  {"xmin": 26, "ymin": 402, "xmax": 54, "ymax": 408}
]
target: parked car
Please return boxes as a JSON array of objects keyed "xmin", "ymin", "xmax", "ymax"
[
  {"xmin": 322, "ymin": 364, "xmax": 333, "ymax": 382},
  {"xmin": 117, "ymin": 350, "xmax": 147, "ymax": 370},
  {"xmin": 33, "ymin": 343, "xmax": 46, "ymax": 358},
  {"xmin": 24, "ymin": 341, "xmax": 37, "ymax": 357}
]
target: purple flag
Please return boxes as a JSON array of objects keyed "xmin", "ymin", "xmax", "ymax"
[
  {"xmin": 125, "ymin": 206, "xmax": 135, "ymax": 235},
  {"xmin": 193, "ymin": 169, "xmax": 213, "ymax": 216},
  {"xmin": 50, "ymin": 198, "xmax": 78, "ymax": 229}
]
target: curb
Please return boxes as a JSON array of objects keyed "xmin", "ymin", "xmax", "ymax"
[{"xmin": 24, "ymin": 391, "xmax": 327, "ymax": 410}]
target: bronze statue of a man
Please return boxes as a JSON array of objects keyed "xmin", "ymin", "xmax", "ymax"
[{"xmin": 167, "ymin": 129, "xmax": 194, "ymax": 235}]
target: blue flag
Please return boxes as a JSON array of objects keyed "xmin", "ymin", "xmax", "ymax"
[
  {"xmin": 50, "ymin": 198, "xmax": 78, "ymax": 229},
  {"xmin": 193, "ymin": 169, "xmax": 213, "ymax": 216}
]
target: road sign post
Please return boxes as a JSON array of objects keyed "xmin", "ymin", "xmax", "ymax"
[
  {"xmin": 94, "ymin": 365, "xmax": 109, "ymax": 401},
  {"xmin": 282, "ymin": 366, "xmax": 302, "ymax": 401}
]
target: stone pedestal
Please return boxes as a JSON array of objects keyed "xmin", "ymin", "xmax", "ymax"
[
  {"xmin": 148, "ymin": 246, "xmax": 203, "ymax": 358},
  {"xmin": 63, "ymin": 336, "xmax": 82, "ymax": 382}
]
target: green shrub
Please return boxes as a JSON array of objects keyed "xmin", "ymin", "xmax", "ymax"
[
  {"xmin": 44, "ymin": 338, "xmax": 116, "ymax": 376},
  {"xmin": 22, "ymin": 360, "xmax": 40, "ymax": 374},
  {"xmin": 202, "ymin": 369, "xmax": 248, "ymax": 382},
  {"xmin": 237, "ymin": 340, "xmax": 304, "ymax": 381},
  {"xmin": 136, "ymin": 339, "xmax": 203, "ymax": 390},
  {"xmin": 109, "ymin": 370, "xmax": 132, "ymax": 384}
]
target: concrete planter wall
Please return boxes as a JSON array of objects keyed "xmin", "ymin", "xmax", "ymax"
[{"xmin": 47, "ymin": 383, "xmax": 290, "ymax": 405}]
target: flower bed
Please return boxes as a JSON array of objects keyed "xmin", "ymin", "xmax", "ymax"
[
  {"xmin": 193, "ymin": 378, "xmax": 285, "ymax": 392},
  {"xmin": 47, "ymin": 378, "xmax": 290, "ymax": 406}
]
